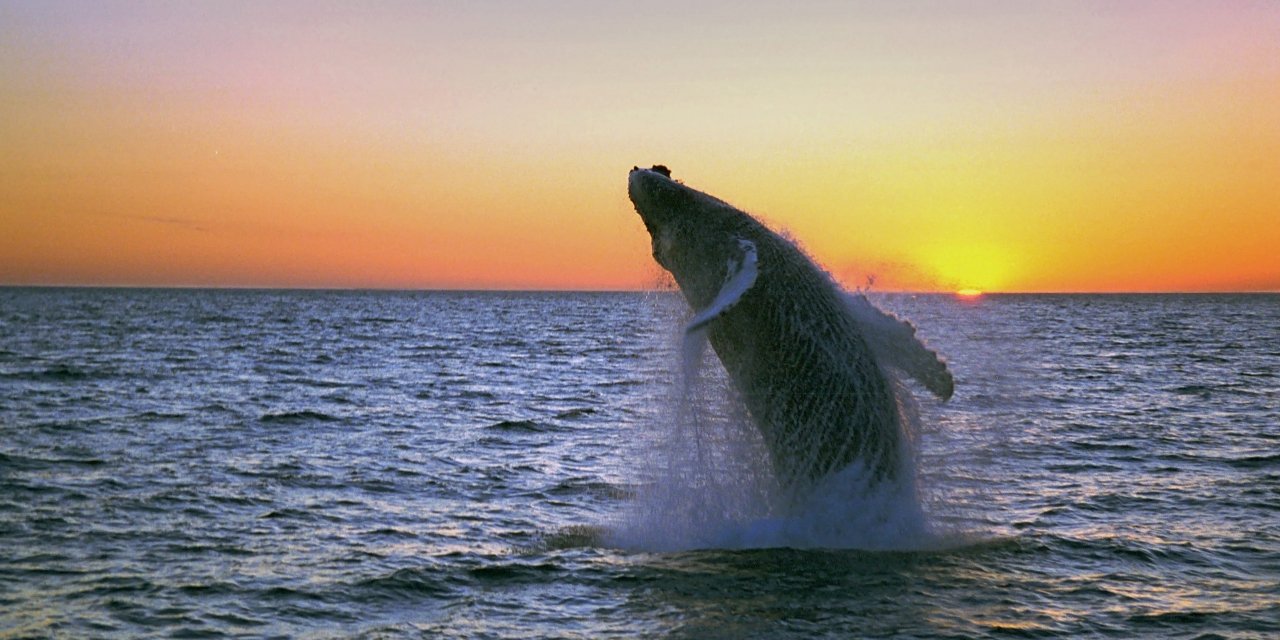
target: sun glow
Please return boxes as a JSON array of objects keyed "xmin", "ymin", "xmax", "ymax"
[
  {"xmin": 955, "ymin": 289, "xmax": 984, "ymax": 298},
  {"xmin": 917, "ymin": 243, "xmax": 1016, "ymax": 294},
  {"xmin": 2, "ymin": 3, "xmax": 1278, "ymax": 291}
]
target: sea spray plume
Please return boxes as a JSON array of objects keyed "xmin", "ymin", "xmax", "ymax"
[{"xmin": 626, "ymin": 166, "xmax": 954, "ymax": 511}]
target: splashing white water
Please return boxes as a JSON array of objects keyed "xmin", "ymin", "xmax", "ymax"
[{"xmin": 612, "ymin": 294, "xmax": 956, "ymax": 552}]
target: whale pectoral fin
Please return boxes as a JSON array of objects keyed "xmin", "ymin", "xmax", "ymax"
[
  {"xmin": 846, "ymin": 293, "xmax": 956, "ymax": 401},
  {"xmin": 686, "ymin": 238, "xmax": 759, "ymax": 334}
]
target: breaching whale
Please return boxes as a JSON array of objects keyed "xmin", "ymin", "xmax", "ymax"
[{"xmin": 627, "ymin": 165, "xmax": 953, "ymax": 498}]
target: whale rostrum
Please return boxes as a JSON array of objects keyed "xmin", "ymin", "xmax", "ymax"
[{"xmin": 627, "ymin": 166, "xmax": 952, "ymax": 496}]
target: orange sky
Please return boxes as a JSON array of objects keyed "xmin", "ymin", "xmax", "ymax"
[{"xmin": 2, "ymin": 1, "xmax": 1278, "ymax": 292}]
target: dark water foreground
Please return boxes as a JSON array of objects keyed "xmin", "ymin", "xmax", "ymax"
[{"xmin": 1, "ymin": 288, "xmax": 1277, "ymax": 638}]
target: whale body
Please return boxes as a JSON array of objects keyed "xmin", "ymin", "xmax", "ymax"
[{"xmin": 627, "ymin": 166, "xmax": 952, "ymax": 497}]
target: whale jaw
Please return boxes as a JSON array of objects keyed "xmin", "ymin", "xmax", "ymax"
[{"xmin": 628, "ymin": 166, "xmax": 757, "ymax": 311}]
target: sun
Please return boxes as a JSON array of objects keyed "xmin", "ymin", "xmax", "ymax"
[{"xmin": 921, "ymin": 242, "xmax": 1016, "ymax": 296}]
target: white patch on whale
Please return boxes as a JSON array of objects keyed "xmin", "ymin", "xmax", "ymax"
[{"xmin": 685, "ymin": 238, "xmax": 759, "ymax": 334}]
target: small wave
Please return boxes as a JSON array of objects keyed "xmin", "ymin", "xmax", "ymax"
[
  {"xmin": 196, "ymin": 401, "xmax": 239, "ymax": 415},
  {"xmin": 1128, "ymin": 609, "xmax": 1220, "ymax": 625},
  {"xmin": 1047, "ymin": 461, "xmax": 1124, "ymax": 473},
  {"xmin": 1191, "ymin": 353, "xmax": 1232, "ymax": 364},
  {"xmin": 321, "ymin": 392, "xmax": 355, "ymax": 405},
  {"xmin": 133, "ymin": 409, "xmax": 189, "ymax": 421},
  {"xmin": 258, "ymin": 410, "xmax": 339, "ymax": 424},
  {"xmin": 1049, "ymin": 533, "xmax": 1210, "ymax": 567},
  {"xmin": 299, "ymin": 378, "xmax": 357, "ymax": 389},
  {"xmin": 466, "ymin": 561, "xmax": 563, "ymax": 584},
  {"xmin": 546, "ymin": 477, "xmax": 634, "ymax": 500},
  {"xmin": 484, "ymin": 419, "xmax": 551, "ymax": 433},
  {"xmin": 176, "ymin": 581, "xmax": 244, "ymax": 597},
  {"xmin": 1226, "ymin": 452, "xmax": 1280, "ymax": 470},
  {"xmin": 82, "ymin": 575, "xmax": 161, "ymax": 598},
  {"xmin": 259, "ymin": 507, "xmax": 315, "ymax": 520},
  {"xmin": 0, "ymin": 452, "xmax": 43, "ymax": 471},
  {"xmin": 595, "ymin": 378, "xmax": 644, "ymax": 388},
  {"xmin": 0, "ymin": 452, "xmax": 106, "ymax": 470},
  {"xmin": 1071, "ymin": 440, "xmax": 1140, "ymax": 453},
  {"xmin": 258, "ymin": 585, "xmax": 330, "ymax": 604},
  {"xmin": 1170, "ymin": 384, "xmax": 1215, "ymax": 396},
  {"xmin": 205, "ymin": 611, "xmax": 269, "ymax": 629},
  {"xmin": 46, "ymin": 363, "xmax": 95, "ymax": 379},
  {"xmin": 4, "ymin": 364, "xmax": 100, "ymax": 381},
  {"xmin": 366, "ymin": 527, "xmax": 419, "ymax": 539},
  {"xmin": 195, "ymin": 314, "xmax": 239, "ymax": 324},
  {"xmin": 491, "ymin": 337, "xmax": 530, "ymax": 348},
  {"xmin": 1169, "ymin": 383, "xmax": 1261, "ymax": 398},
  {"xmin": 207, "ymin": 493, "xmax": 271, "ymax": 508},
  {"xmin": 352, "ymin": 567, "xmax": 453, "ymax": 601},
  {"xmin": 553, "ymin": 407, "xmax": 596, "ymax": 420}
]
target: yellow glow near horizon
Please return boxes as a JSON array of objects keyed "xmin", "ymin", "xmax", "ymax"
[
  {"xmin": 918, "ymin": 242, "xmax": 1017, "ymax": 295},
  {"xmin": 2, "ymin": 2, "xmax": 1278, "ymax": 292}
]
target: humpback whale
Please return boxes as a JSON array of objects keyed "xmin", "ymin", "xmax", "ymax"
[{"xmin": 627, "ymin": 166, "xmax": 952, "ymax": 499}]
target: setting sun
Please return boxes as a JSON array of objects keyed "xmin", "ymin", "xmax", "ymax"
[
  {"xmin": 915, "ymin": 243, "xmax": 1016, "ymax": 294},
  {"xmin": 2, "ymin": 3, "xmax": 1278, "ymax": 292}
]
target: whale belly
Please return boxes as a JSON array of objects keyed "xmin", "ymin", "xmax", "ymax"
[{"xmin": 706, "ymin": 282, "xmax": 903, "ymax": 490}]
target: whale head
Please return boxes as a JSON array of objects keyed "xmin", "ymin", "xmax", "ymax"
[{"xmin": 628, "ymin": 166, "xmax": 755, "ymax": 308}]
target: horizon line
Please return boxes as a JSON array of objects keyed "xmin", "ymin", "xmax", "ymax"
[{"xmin": 2, "ymin": 283, "xmax": 1277, "ymax": 296}]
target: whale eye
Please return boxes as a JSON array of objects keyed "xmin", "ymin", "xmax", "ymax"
[{"xmin": 651, "ymin": 165, "xmax": 671, "ymax": 178}]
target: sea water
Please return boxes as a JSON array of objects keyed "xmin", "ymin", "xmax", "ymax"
[{"xmin": 2, "ymin": 288, "xmax": 1277, "ymax": 638}]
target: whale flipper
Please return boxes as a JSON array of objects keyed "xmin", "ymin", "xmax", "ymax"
[
  {"xmin": 846, "ymin": 294, "xmax": 954, "ymax": 401},
  {"xmin": 685, "ymin": 238, "xmax": 758, "ymax": 334}
]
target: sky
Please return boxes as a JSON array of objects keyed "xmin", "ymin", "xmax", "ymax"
[{"xmin": 2, "ymin": 0, "xmax": 1278, "ymax": 292}]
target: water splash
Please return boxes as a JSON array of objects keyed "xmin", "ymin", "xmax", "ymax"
[
  {"xmin": 611, "ymin": 324, "xmax": 776, "ymax": 552},
  {"xmin": 612, "ymin": 294, "xmax": 957, "ymax": 552}
]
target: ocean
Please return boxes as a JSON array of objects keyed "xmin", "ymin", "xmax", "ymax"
[{"xmin": 1, "ymin": 288, "xmax": 1276, "ymax": 639}]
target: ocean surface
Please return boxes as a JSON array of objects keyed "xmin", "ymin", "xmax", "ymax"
[{"xmin": 1, "ymin": 288, "xmax": 1277, "ymax": 639}]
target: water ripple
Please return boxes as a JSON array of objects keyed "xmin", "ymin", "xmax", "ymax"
[{"xmin": 0, "ymin": 289, "xmax": 1276, "ymax": 638}]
